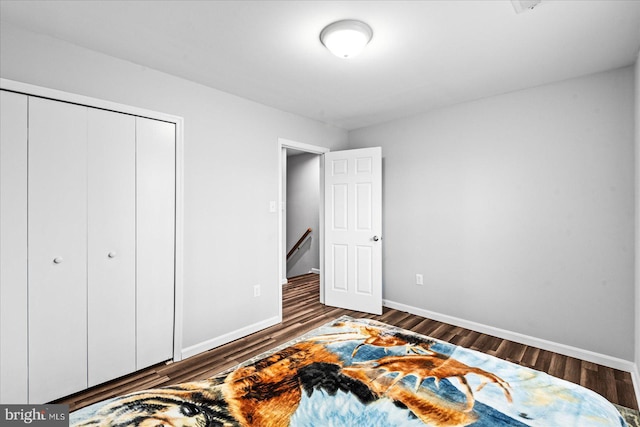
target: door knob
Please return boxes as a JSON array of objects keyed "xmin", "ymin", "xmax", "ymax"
[
  {"xmin": 108, "ymin": 252, "xmax": 117, "ymax": 258},
  {"xmin": 372, "ymin": 236, "xmax": 380, "ymax": 241},
  {"xmin": 53, "ymin": 257, "xmax": 63, "ymax": 264}
]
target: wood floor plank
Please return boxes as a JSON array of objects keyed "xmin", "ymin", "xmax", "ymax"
[
  {"xmin": 54, "ymin": 273, "xmax": 638, "ymax": 412},
  {"xmin": 547, "ymin": 353, "xmax": 567, "ymax": 379},
  {"xmin": 495, "ymin": 340, "xmax": 527, "ymax": 363},
  {"xmin": 520, "ymin": 346, "xmax": 540, "ymax": 368},
  {"xmin": 598, "ymin": 366, "xmax": 618, "ymax": 404},
  {"xmin": 618, "ymin": 379, "xmax": 639, "ymax": 409},
  {"xmin": 564, "ymin": 356, "xmax": 582, "ymax": 384},
  {"xmin": 534, "ymin": 349, "xmax": 553, "ymax": 373}
]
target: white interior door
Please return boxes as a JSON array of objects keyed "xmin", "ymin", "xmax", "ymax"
[
  {"xmin": 87, "ymin": 108, "xmax": 137, "ymax": 386},
  {"xmin": 324, "ymin": 147, "xmax": 382, "ymax": 315},
  {"xmin": 28, "ymin": 97, "xmax": 88, "ymax": 403}
]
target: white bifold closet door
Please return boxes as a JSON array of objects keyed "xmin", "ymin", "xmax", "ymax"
[
  {"xmin": 136, "ymin": 117, "xmax": 176, "ymax": 370},
  {"xmin": 28, "ymin": 97, "xmax": 89, "ymax": 404},
  {"xmin": 0, "ymin": 91, "xmax": 176, "ymax": 404},
  {"xmin": 87, "ymin": 109, "xmax": 137, "ymax": 387},
  {"xmin": 27, "ymin": 100, "xmax": 175, "ymax": 402}
]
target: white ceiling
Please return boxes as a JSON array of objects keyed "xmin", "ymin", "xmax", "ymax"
[{"xmin": 1, "ymin": 0, "xmax": 639, "ymax": 130}]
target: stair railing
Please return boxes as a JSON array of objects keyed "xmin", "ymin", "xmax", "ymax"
[{"xmin": 287, "ymin": 228, "xmax": 312, "ymax": 260}]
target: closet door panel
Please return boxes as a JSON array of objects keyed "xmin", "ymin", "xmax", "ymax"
[
  {"xmin": 136, "ymin": 117, "xmax": 175, "ymax": 369},
  {"xmin": 87, "ymin": 108, "xmax": 136, "ymax": 387},
  {"xmin": 0, "ymin": 91, "xmax": 28, "ymax": 403},
  {"xmin": 28, "ymin": 97, "xmax": 88, "ymax": 403}
]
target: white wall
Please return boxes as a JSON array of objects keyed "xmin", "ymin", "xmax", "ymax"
[
  {"xmin": 0, "ymin": 24, "xmax": 348, "ymax": 353},
  {"xmin": 286, "ymin": 153, "xmax": 320, "ymax": 278},
  {"xmin": 349, "ymin": 67, "xmax": 635, "ymax": 361}
]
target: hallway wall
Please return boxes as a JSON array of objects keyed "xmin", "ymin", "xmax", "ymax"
[{"xmin": 286, "ymin": 153, "xmax": 320, "ymax": 278}]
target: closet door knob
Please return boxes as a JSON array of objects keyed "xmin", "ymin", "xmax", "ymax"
[
  {"xmin": 108, "ymin": 252, "xmax": 117, "ymax": 258},
  {"xmin": 53, "ymin": 257, "xmax": 63, "ymax": 264}
]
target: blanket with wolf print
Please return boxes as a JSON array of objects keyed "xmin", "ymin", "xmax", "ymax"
[{"xmin": 71, "ymin": 316, "xmax": 627, "ymax": 426}]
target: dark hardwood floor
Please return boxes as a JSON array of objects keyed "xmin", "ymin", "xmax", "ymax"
[{"xmin": 57, "ymin": 273, "xmax": 638, "ymax": 412}]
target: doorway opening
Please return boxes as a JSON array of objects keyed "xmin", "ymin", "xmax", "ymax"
[
  {"xmin": 285, "ymin": 150, "xmax": 320, "ymax": 279},
  {"xmin": 277, "ymin": 138, "xmax": 329, "ymax": 321}
]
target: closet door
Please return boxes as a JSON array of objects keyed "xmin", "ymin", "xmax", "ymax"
[
  {"xmin": 28, "ymin": 97, "xmax": 88, "ymax": 403},
  {"xmin": 87, "ymin": 108, "xmax": 136, "ymax": 386},
  {"xmin": 136, "ymin": 117, "xmax": 175, "ymax": 369},
  {"xmin": 0, "ymin": 90, "xmax": 28, "ymax": 403}
]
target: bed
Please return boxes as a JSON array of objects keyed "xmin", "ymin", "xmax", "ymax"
[{"xmin": 71, "ymin": 316, "xmax": 630, "ymax": 426}]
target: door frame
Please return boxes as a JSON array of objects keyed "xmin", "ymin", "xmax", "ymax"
[{"xmin": 277, "ymin": 138, "xmax": 329, "ymax": 321}]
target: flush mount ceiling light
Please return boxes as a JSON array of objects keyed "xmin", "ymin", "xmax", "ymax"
[{"xmin": 320, "ymin": 19, "xmax": 373, "ymax": 59}]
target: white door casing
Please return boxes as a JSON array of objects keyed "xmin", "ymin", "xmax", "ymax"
[
  {"xmin": 324, "ymin": 147, "xmax": 382, "ymax": 315},
  {"xmin": 0, "ymin": 90, "xmax": 28, "ymax": 403},
  {"xmin": 277, "ymin": 138, "xmax": 330, "ymax": 320}
]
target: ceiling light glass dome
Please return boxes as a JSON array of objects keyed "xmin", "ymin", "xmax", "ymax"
[{"xmin": 320, "ymin": 20, "xmax": 373, "ymax": 59}]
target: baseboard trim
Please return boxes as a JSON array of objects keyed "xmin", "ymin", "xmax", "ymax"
[
  {"xmin": 383, "ymin": 299, "xmax": 636, "ymax": 373},
  {"xmin": 310, "ymin": 268, "xmax": 320, "ymax": 274},
  {"xmin": 181, "ymin": 315, "xmax": 280, "ymax": 360},
  {"xmin": 281, "ymin": 278, "xmax": 288, "ymax": 285}
]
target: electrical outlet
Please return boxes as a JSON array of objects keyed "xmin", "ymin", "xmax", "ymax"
[
  {"xmin": 416, "ymin": 274, "xmax": 423, "ymax": 286},
  {"xmin": 254, "ymin": 284, "xmax": 261, "ymax": 297}
]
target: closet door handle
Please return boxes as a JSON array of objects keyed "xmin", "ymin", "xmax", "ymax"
[
  {"xmin": 108, "ymin": 251, "xmax": 117, "ymax": 258},
  {"xmin": 53, "ymin": 257, "xmax": 63, "ymax": 264}
]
